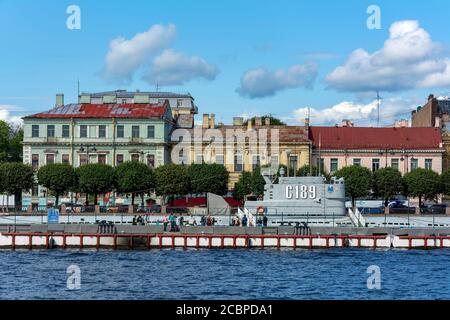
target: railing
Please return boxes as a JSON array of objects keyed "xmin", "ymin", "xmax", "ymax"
[{"xmin": 347, "ymin": 208, "xmax": 366, "ymax": 227}]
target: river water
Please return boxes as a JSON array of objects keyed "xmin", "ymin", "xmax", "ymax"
[{"xmin": 0, "ymin": 249, "xmax": 448, "ymax": 300}]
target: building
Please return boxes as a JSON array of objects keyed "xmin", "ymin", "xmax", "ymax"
[
  {"xmin": 309, "ymin": 125, "xmax": 444, "ymax": 175},
  {"xmin": 173, "ymin": 114, "xmax": 311, "ymax": 188},
  {"xmin": 411, "ymin": 94, "xmax": 450, "ymax": 171},
  {"xmin": 22, "ymin": 94, "xmax": 176, "ymax": 206}
]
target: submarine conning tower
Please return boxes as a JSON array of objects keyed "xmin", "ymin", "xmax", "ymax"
[{"xmin": 244, "ymin": 174, "xmax": 347, "ymax": 217}]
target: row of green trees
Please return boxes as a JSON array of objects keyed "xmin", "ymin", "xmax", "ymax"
[
  {"xmin": 0, "ymin": 161, "xmax": 230, "ymax": 206},
  {"xmin": 334, "ymin": 165, "xmax": 448, "ymax": 208}
]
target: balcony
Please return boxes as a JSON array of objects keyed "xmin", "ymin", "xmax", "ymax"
[
  {"xmin": 46, "ymin": 137, "xmax": 58, "ymax": 144},
  {"xmin": 130, "ymin": 137, "xmax": 143, "ymax": 144}
]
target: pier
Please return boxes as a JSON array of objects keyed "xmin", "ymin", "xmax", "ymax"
[{"xmin": 1, "ymin": 225, "xmax": 449, "ymax": 250}]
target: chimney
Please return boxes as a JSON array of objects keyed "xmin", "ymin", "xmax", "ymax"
[
  {"xmin": 265, "ymin": 117, "xmax": 271, "ymax": 126},
  {"xmin": 435, "ymin": 116, "xmax": 442, "ymax": 128},
  {"xmin": 247, "ymin": 118, "xmax": 252, "ymax": 130},
  {"xmin": 304, "ymin": 118, "xmax": 310, "ymax": 130},
  {"xmin": 341, "ymin": 119, "xmax": 353, "ymax": 127},
  {"xmin": 202, "ymin": 114, "xmax": 210, "ymax": 129},
  {"xmin": 255, "ymin": 117, "xmax": 262, "ymax": 126},
  {"xmin": 56, "ymin": 94, "xmax": 64, "ymax": 107},
  {"xmin": 428, "ymin": 94, "xmax": 435, "ymax": 101},
  {"xmin": 233, "ymin": 117, "xmax": 244, "ymax": 126},
  {"xmin": 209, "ymin": 113, "xmax": 215, "ymax": 129}
]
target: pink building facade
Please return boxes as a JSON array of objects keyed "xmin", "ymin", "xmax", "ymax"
[{"xmin": 309, "ymin": 127, "xmax": 444, "ymax": 175}]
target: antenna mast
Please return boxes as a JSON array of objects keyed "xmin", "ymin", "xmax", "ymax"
[{"xmin": 376, "ymin": 90, "xmax": 381, "ymax": 127}]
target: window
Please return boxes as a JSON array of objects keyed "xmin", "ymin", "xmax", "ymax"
[
  {"xmin": 252, "ymin": 155, "xmax": 261, "ymax": 171},
  {"xmin": 177, "ymin": 99, "xmax": 183, "ymax": 107},
  {"xmin": 98, "ymin": 154, "xmax": 106, "ymax": 164},
  {"xmin": 411, "ymin": 158, "xmax": 418, "ymax": 171},
  {"xmin": 46, "ymin": 154, "xmax": 55, "ymax": 165},
  {"xmin": 47, "ymin": 125, "xmax": 55, "ymax": 138},
  {"xmin": 234, "ymin": 154, "xmax": 243, "ymax": 172},
  {"xmin": 147, "ymin": 155, "xmax": 155, "ymax": 168},
  {"xmin": 270, "ymin": 155, "xmax": 279, "ymax": 167},
  {"xmin": 353, "ymin": 158, "xmax": 361, "ymax": 166},
  {"xmin": 289, "ymin": 155, "xmax": 298, "ymax": 174},
  {"xmin": 131, "ymin": 154, "xmax": 140, "ymax": 162},
  {"xmin": 372, "ymin": 159, "xmax": 380, "ymax": 172},
  {"xmin": 31, "ymin": 154, "xmax": 39, "ymax": 170},
  {"xmin": 391, "ymin": 158, "xmax": 399, "ymax": 170},
  {"xmin": 62, "ymin": 125, "xmax": 70, "ymax": 138},
  {"xmin": 317, "ymin": 158, "xmax": 325, "ymax": 173},
  {"xmin": 132, "ymin": 126, "xmax": 140, "ymax": 138},
  {"xmin": 79, "ymin": 154, "xmax": 88, "ymax": 166},
  {"xmin": 98, "ymin": 125, "xmax": 106, "ymax": 138},
  {"xmin": 330, "ymin": 158, "xmax": 338, "ymax": 173},
  {"xmin": 32, "ymin": 125, "xmax": 39, "ymax": 138},
  {"xmin": 117, "ymin": 125, "xmax": 124, "ymax": 138},
  {"xmin": 80, "ymin": 125, "xmax": 88, "ymax": 138},
  {"xmin": 62, "ymin": 154, "xmax": 70, "ymax": 164},
  {"xmin": 425, "ymin": 159, "xmax": 433, "ymax": 170},
  {"xmin": 196, "ymin": 154, "xmax": 203, "ymax": 164},
  {"xmin": 116, "ymin": 154, "xmax": 124, "ymax": 165},
  {"xmin": 147, "ymin": 125, "xmax": 155, "ymax": 138},
  {"xmin": 216, "ymin": 154, "xmax": 224, "ymax": 165}
]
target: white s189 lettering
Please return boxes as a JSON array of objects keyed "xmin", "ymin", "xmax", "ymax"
[{"xmin": 286, "ymin": 185, "xmax": 316, "ymax": 199}]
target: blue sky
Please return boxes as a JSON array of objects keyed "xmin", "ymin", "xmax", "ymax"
[{"xmin": 1, "ymin": 0, "xmax": 450, "ymax": 126}]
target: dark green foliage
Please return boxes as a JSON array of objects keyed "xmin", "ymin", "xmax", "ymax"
[
  {"xmin": 115, "ymin": 161, "xmax": 155, "ymax": 205},
  {"xmin": 0, "ymin": 162, "xmax": 34, "ymax": 205},
  {"xmin": 403, "ymin": 168, "xmax": 441, "ymax": 207},
  {"xmin": 372, "ymin": 167, "xmax": 403, "ymax": 206},
  {"xmin": 335, "ymin": 165, "xmax": 372, "ymax": 208},
  {"xmin": 187, "ymin": 163, "xmax": 229, "ymax": 196},
  {"xmin": 37, "ymin": 163, "xmax": 78, "ymax": 206},
  {"xmin": 155, "ymin": 164, "xmax": 190, "ymax": 203},
  {"xmin": 75, "ymin": 163, "xmax": 115, "ymax": 205}
]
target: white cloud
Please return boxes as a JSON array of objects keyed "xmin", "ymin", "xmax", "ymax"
[
  {"xmin": 291, "ymin": 97, "xmax": 418, "ymax": 126},
  {"xmin": 236, "ymin": 63, "xmax": 318, "ymax": 98},
  {"xmin": 326, "ymin": 20, "xmax": 450, "ymax": 92},
  {"xmin": 101, "ymin": 24, "xmax": 176, "ymax": 83},
  {"xmin": 0, "ymin": 105, "xmax": 23, "ymax": 126},
  {"xmin": 144, "ymin": 49, "xmax": 219, "ymax": 86}
]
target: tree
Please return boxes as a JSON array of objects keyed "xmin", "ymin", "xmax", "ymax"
[
  {"xmin": 76, "ymin": 163, "xmax": 115, "ymax": 205},
  {"xmin": 0, "ymin": 162, "xmax": 34, "ymax": 206},
  {"xmin": 187, "ymin": 163, "xmax": 229, "ymax": 196},
  {"xmin": 8, "ymin": 128, "xmax": 23, "ymax": 162},
  {"xmin": 115, "ymin": 161, "xmax": 155, "ymax": 206},
  {"xmin": 251, "ymin": 166, "xmax": 266, "ymax": 197},
  {"xmin": 0, "ymin": 120, "xmax": 9, "ymax": 162},
  {"xmin": 37, "ymin": 163, "xmax": 77, "ymax": 206},
  {"xmin": 403, "ymin": 168, "xmax": 441, "ymax": 207},
  {"xmin": 335, "ymin": 165, "xmax": 372, "ymax": 209},
  {"xmin": 233, "ymin": 171, "xmax": 252, "ymax": 201},
  {"xmin": 441, "ymin": 169, "xmax": 450, "ymax": 196},
  {"xmin": 372, "ymin": 167, "xmax": 403, "ymax": 206},
  {"xmin": 297, "ymin": 165, "xmax": 331, "ymax": 182},
  {"xmin": 155, "ymin": 164, "xmax": 189, "ymax": 204}
]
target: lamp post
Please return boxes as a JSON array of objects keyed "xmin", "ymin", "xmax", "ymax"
[{"xmin": 79, "ymin": 144, "xmax": 97, "ymax": 164}]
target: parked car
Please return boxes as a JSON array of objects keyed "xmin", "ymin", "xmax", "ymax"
[
  {"xmin": 420, "ymin": 204, "xmax": 447, "ymax": 215},
  {"xmin": 388, "ymin": 202, "xmax": 416, "ymax": 214}
]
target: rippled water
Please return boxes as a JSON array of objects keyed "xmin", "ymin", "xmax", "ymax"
[{"xmin": 0, "ymin": 249, "xmax": 449, "ymax": 300}]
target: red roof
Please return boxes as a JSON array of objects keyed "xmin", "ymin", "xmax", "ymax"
[
  {"xmin": 309, "ymin": 126, "xmax": 443, "ymax": 150},
  {"xmin": 24, "ymin": 102, "xmax": 169, "ymax": 119},
  {"xmin": 172, "ymin": 197, "xmax": 242, "ymax": 208}
]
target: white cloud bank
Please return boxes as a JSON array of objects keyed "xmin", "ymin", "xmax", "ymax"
[
  {"xmin": 143, "ymin": 49, "xmax": 218, "ymax": 86},
  {"xmin": 326, "ymin": 20, "xmax": 450, "ymax": 92},
  {"xmin": 0, "ymin": 105, "xmax": 23, "ymax": 126},
  {"xmin": 292, "ymin": 97, "xmax": 418, "ymax": 126},
  {"xmin": 101, "ymin": 24, "xmax": 218, "ymax": 85},
  {"xmin": 236, "ymin": 63, "xmax": 318, "ymax": 98}
]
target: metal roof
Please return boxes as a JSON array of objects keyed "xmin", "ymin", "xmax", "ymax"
[{"xmin": 23, "ymin": 102, "xmax": 169, "ymax": 120}]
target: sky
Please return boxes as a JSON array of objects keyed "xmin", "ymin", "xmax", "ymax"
[{"xmin": 1, "ymin": 0, "xmax": 450, "ymax": 127}]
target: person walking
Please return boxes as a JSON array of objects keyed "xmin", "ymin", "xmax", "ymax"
[
  {"xmin": 242, "ymin": 214, "xmax": 248, "ymax": 227},
  {"xmin": 169, "ymin": 213, "xmax": 176, "ymax": 231},
  {"xmin": 263, "ymin": 215, "xmax": 268, "ymax": 227},
  {"xmin": 162, "ymin": 214, "xmax": 169, "ymax": 232}
]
